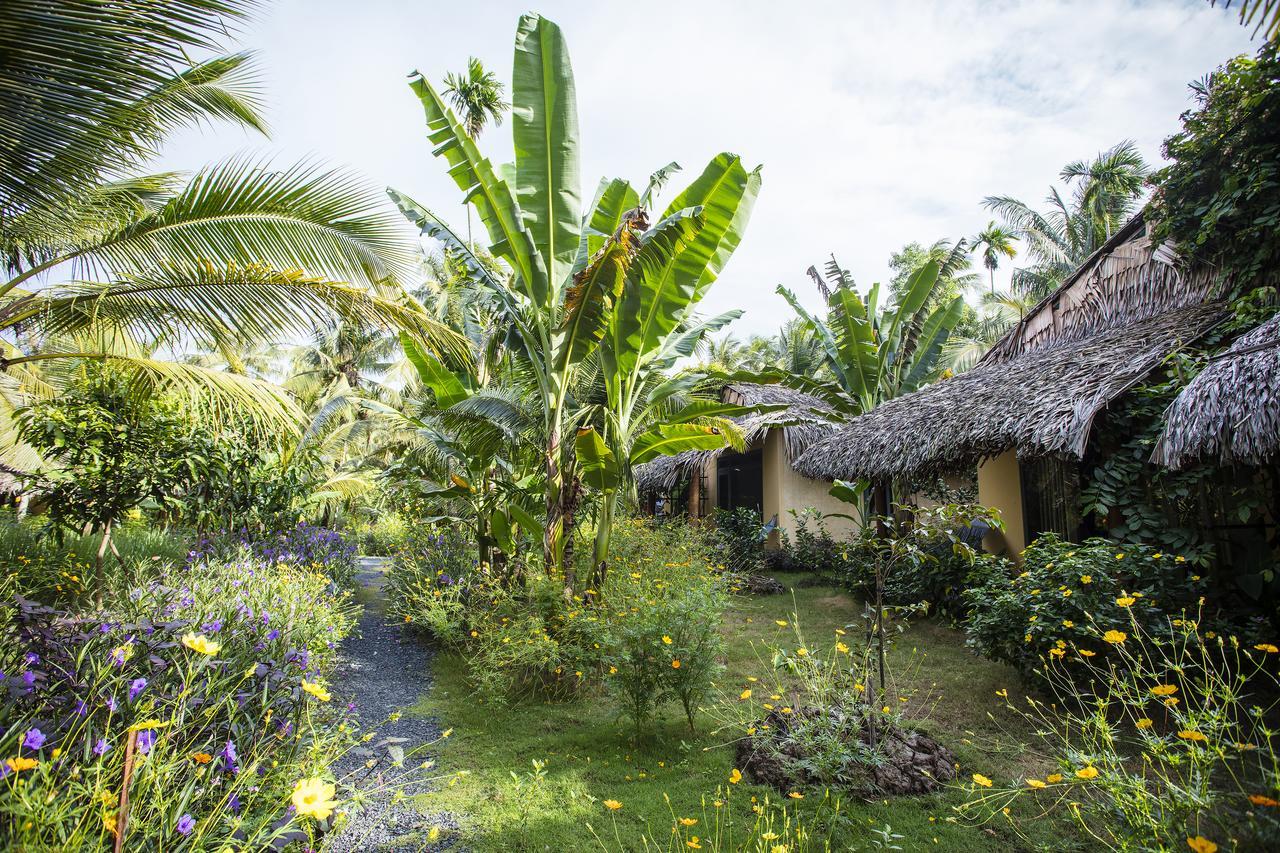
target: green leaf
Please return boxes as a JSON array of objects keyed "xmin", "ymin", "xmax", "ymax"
[
  {"xmin": 575, "ymin": 426, "xmax": 619, "ymax": 491},
  {"xmin": 507, "ymin": 501, "xmax": 545, "ymax": 543},
  {"xmin": 665, "ymin": 400, "xmax": 787, "ymax": 424},
  {"xmin": 512, "ymin": 13, "xmax": 582, "ymax": 292},
  {"xmin": 554, "ymin": 230, "xmax": 630, "ymax": 370},
  {"xmin": 386, "ymin": 188, "xmax": 499, "ymax": 289},
  {"xmin": 630, "ymin": 423, "xmax": 726, "ymax": 465},
  {"xmin": 574, "ymin": 178, "xmax": 637, "ymax": 274},
  {"xmin": 399, "ymin": 332, "xmax": 471, "ymax": 409}
]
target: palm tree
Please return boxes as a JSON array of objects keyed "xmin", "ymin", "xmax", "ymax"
[
  {"xmin": 0, "ymin": 0, "xmax": 467, "ymax": 446},
  {"xmin": 971, "ymin": 222, "xmax": 1018, "ymax": 294},
  {"xmin": 442, "ymin": 57, "xmax": 509, "ymax": 245},
  {"xmin": 984, "ymin": 141, "xmax": 1148, "ymax": 300}
]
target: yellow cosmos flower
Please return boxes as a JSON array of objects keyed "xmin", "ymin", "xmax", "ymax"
[
  {"xmin": 1062, "ymin": 620, "xmax": 1074, "ymax": 628},
  {"xmin": 1248, "ymin": 794, "xmax": 1280, "ymax": 807},
  {"xmin": 1186, "ymin": 837, "xmax": 1217, "ymax": 853},
  {"xmin": 1103, "ymin": 630, "xmax": 1127, "ymax": 644},
  {"xmin": 972, "ymin": 773, "xmax": 993, "ymax": 787},
  {"xmin": 1177, "ymin": 730, "xmax": 1207, "ymax": 742},
  {"xmin": 1075, "ymin": 766, "xmax": 1099, "ymax": 780},
  {"xmin": 190, "ymin": 752, "xmax": 213, "ymax": 764},
  {"xmin": 5, "ymin": 756, "xmax": 38, "ymax": 772},
  {"xmin": 1027, "ymin": 779, "xmax": 1046, "ymax": 789},
  {"xmin": 686, "ymin": 838, "xmax": 702, "ymax": 849},
  {"xmin": 1079, "ymin": 649, "xmax": 1097, "ymax": 657},
  {"xmin": 1151, "ymin": 684, "xmax": 1178, "ymax": 696},
  {"xmin": 302, "ymin": 680, "xmax": 331, "ymax": 702},
  {"xmin": 787, "ymin": 791, "xmax": 803, "ymax": 799},
  {"xmin": 729, "ymin": 768, "xmax": 742, "ymax": 784},
  {"xmin": 1116, "ymin": 596, "xmax": 1136, "ymax": 607},
  {"xmin": 604, "ymin": 799, "xmax": 622, "ymax": 811},
  {"xmin": 1254, "ymin": 643, "xmax": 1279, "ymax": 653},
  {"xmin": 679, "ymin": 817, "xmax": 698, "ymax": 826},
  {"xmin": 774, "ymin": 620, "xmax": 787, "ymax": 627},
  {"xmin": 662, "ymin": 635, "xmax": 673, "ymax": 645},
  {"xmin": 835, "ymin": 642, "xmax": 850, "ymax": 653},
  {"xmin": 1136, "ymin": 718, "xmax": 1154, "ymax": 729},
  {"xmin": 1080, "ymin": 575, "xmax": 1092, "ymax": 584},
  {"xmin": 671, "ymin": 659, "xmax": 681, "ymax": 668},
  {"xmin": 181, "ymin": 633, "xmax": 221, "ymax": 656},
  {"xmin": 739, "ymin": 689, "xmax": 752, "ymax": 700},
  {"xmin": 1046, "ymin": 773, "xmax": 1063, "ymax": 783},
  {"xmin": 796, "ymin": 648, "xmax": 808, "ymax": 657},
  {"xmin": 291, "ymin": 778, "xmax": 339, "ymax": 821}
]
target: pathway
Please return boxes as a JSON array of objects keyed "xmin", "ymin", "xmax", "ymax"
[{"xmin": 326, "ymin": 556, "xmax": 460, "ymax": 852}]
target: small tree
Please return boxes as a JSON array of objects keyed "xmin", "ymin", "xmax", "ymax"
[{"xmin": 16, "ymin": 365, "xmax": 202, "ymax": 581}]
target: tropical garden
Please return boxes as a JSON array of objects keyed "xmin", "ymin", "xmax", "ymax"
[{"xmin": 2, "ymin": 1, "xmax": 1280, "ymax": 851}]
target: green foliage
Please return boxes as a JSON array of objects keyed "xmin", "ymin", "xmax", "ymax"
[
  {"xmin": 962, "ymin": 534, "xmax": 1248, "ymax": 677},
  {"xmin": 16, "ymin": 366, "xmax": 202, "ymax": 537},
  {"xmin": 959, "ymin": 613, "xmax": 1280, "ymax": 851},
  {"xmin": 1149, "ymin": 41, "xmax": 1280, "ymax": 290},
  {"xmin": 710, "ymin": 506, "xmax": 769, "ymax": 574}
]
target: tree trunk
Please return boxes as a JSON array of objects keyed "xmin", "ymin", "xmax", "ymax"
[
  {"xmin": 589, "ymin": 491, "xmax": 614, "ymax": 594},
  {"xmin": 543, "ymin": 424, "xmax": 564, "ymax": 577}
]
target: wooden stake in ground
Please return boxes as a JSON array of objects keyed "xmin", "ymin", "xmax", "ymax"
[{"xmin": 113, "ymin": 729, "xmax": 139, "ymax": 853}]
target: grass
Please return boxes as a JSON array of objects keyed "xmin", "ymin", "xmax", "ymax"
[{"xmin": 406, "ymin": 574, "xmax": 1085, "ymax": 851}]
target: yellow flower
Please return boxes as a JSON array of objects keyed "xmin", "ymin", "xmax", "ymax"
[
  {"xmin": 1115, "ymin": 553, "xmax": 1125, "ymax": 560},
  {"xmin": 1254, "ymin": 643, "xmax": 1279, "ymax": 653},
  {"xmin": 1186, "ymin": 837, "xmax": 1217, "ymax": 853},
  {"xmin": 774, "ymin": 620, "xmax": 787, "ymax": 627},
  {"xmin": 772, "ymin": 847, "xmax": 788, "ymax": 853},
  {"xmin": 1075, "ymin": 766, "xmax": 1099, "ymax": 780},
  {"xmin": 1103, "ymin": 630, "xmax": 1127, "ymax": 644},
  {"xmin": 787, "ymin": 791, "xmax": 804, "ymax": 799},
  {"xmin": 796, "ymin": 648, "xmax": 808, "ymax": 657},
  {"xmin": 1046, "ymin": 773, "xmax": 1063, "ymax": 783},
  {"xmin": 1136, "ymin": 718, "xmax": 1154, "ymax": 729},
  {"xmin": 291, "ymin": 778, "xmax": 339, "ymax": 821},
  {"xmin": 679, "ymin": 817, "xmax": 698, "ymax": 826},
  {"xmin": 686, "ymin": 838, "xmax": 702, "ymax": 849},
  {"xmin": 972, "ymin": 773, "xmax": 993, "ymax": 788},
  {"xmin": 1027, "ymin": 779, "xmax": 1046, "ymax": 789},
  {"xmin": 1062, "ymin": 620, "xmax": 1074, "ymax": 628},
  {"xmin": 1115, "ymin": 596, "xmax": 1136, "ymax": 607},
  {"xmin": 604, "ymin": 799, "xmax": 622, "ymax": 811},
  {"xmin": 1079, "ymin": 649, "xmax": 1096, "ymax": 657},
  {"xmin": 1248, "ymin": 794, "xmax": 1280, "ymax": 807},
  {"xmin": 128, "ymin": 719, "xmax": 170, "ymax": 732},
  {"xmin": 996, "ymin": 688, "xmax": 1008, "ymax": 698},
  {"xmin": 190, "ymin": 752, "xmax": 213, "ymax": 764},
  {"xmin": 181, "ymin": 633, "xmax": 221, "ymax": 656},
  {"xmin": 1151, "ymin": 684, "xmax": 1178, "ymax": 697},
  {"xmin": 1175, "ymin": 555, "xmax": 1187, "ymax": 563},
  {"xmin": 739, "ymin": 689, "xmax": 752, "ymax": 700},
  {"xmin": 609, "ymin": 666, "xmax": 617, "ymax": 675},
  {"xmin": 835, "ymin": 642, "xmax": 849, "ymax": 653},
  {"xmin": 1178, "ymin": 730, "xmax": 1207, "ymax": 742},
  {"xmin": 5, "ymin": 756, "xmax": 37, "ymax": 772},
  {"xmin": 662, "ymin": 635, "xmax": 673, "ymax": 645},
  {"xmin": 302, "ymin": 680, "xmax": 331, "ymax": 702},
  {"xmin": 671, "ymin": 659, "xmax": 681, "ymax": 669},
  {"xmin": 729, "ymin": 768, "xmax": 742, "ymax": 784},
  {"xmin": 1080, "ymin": 575, "xmax": 1092, "ymax": 584}
]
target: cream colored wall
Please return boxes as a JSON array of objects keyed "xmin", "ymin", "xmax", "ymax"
[
  {"xmin": 977, "ymin": 449, "xmax": 1025, "ymax": 558},
  {"xmin": 764, "ymin": 430, "xmax": 863, "ymax": 547}
]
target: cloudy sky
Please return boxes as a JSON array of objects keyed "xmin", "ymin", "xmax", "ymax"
[{"xmin": 159, "ymin": 0, "xmax": 1260, "ymax": 337}]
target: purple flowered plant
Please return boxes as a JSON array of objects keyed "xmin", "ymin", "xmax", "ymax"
[
  {"xmin": 94, "ymin": 738, "xmax": 109, "ymax": 755},
  {"xmin": 23, "ymin": 728, "xmax": 46, "ymax": 750},
  {"xmin": 136, "ymin": 730, "xmax": 156, "ymax": 755},
  {"xmin": 128, "ymin": 678, "xmax": 147, "ymax": 701},
  {"xmin": 176, "ymin": 814, "xmax": 195, "ymax": 836}
]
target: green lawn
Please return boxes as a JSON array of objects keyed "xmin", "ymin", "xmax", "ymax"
[{"xmin": 408, "ymin": 575, "xmax": 1083, "ymax": 851}]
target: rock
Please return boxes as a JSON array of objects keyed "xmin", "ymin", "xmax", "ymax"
[{"xmin": 734, "ymin": 573, "xmax": 785, "ymax": 595}]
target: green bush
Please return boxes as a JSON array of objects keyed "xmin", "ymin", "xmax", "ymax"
[
  {"xmin": 963, "ymin": 534, "xmax": 1246, "ymax": 676},
  {"xmin": 349, "ymin": 512, "xmax": 411, "ymax": 556},
  {"xmin": 389, "ymin": 518, "xmax": 728, "ymax": 734}
]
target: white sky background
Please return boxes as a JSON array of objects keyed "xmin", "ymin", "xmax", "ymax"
[{"xmin": 157, "ymin": 0, "xmax": 1260, "ymax": 339}]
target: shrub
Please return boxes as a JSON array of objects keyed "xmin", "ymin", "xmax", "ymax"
[
  {"xmin": 0, "ymin": 555, "xmax": 391, "ymax": 850},
  {"xmin": 709, "ymin": 506, "xmax": 768, "ymax": 574},
  {"xmin": 349, "ymin": 512, "xmax": 411, "ymax": 556},
  {"xmin": 963, "ymin": 534, "xmax": 1256, "ymax": 676},
  {"xmin": 959, "ymin": 612, "xmax": 1280, "ymax": 851},
  {"xmin": 775, "ymin": 509, "xmax": 859, "ymax": 580},
  {"xmin": 187, "ymin": 522, "xmax": 359, "ymax": 587}
]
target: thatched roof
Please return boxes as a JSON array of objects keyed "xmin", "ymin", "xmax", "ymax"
[
  {"xmin": 634, "ymin": 382, "xmax": 835, "ymax": 493},
  {"xmin": 793, "ymin": 212, "xmax": 1228, "ymax": 483},
  {"xmin": 1153, "ymin": 312, "xmax": 1280, "ymax": 469}
]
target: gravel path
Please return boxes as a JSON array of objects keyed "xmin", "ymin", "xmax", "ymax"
[{"xmin": 325, "ymin": 557, "xmax": 461, "ymax": 852}]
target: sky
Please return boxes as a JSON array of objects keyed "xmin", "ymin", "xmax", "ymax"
[{"xmin": 158, "ymin": 0, "xmax": 1261, "ymax": 338}]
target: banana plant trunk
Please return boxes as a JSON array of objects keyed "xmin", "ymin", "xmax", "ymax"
[{"xmin": 590, "ymin": 490, "xmax": 615, "ymax": 593}]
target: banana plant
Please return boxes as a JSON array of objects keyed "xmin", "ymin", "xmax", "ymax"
[
  {"xmin": 391, "ymin": 13, "xmax": 762, "ymax": 595},
  {"xmin": 776, "ymin": 258, "xmax": 965, "ymax": 418}
]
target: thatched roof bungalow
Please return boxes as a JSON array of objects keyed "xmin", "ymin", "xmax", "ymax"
[
  {"xmin": 1154, "ymin": 312, "xmax": 1280, "ymax": 470},
  {"xmin": 634, "ymin": 382, "xmax": 852, "ymax": 542},
  {"xmin": 794, "ymin": 213, "xmax": 1229, "ymax": 555}
]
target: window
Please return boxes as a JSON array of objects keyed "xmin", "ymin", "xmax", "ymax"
[{"xmin": 1020, "ymin": 455, "xmax": 1081, "ymax": 543}]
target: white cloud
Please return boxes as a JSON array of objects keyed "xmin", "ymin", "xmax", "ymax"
[{"xmin": 156, "ymin": 0, "xmax": 1258, "ymax": 336}]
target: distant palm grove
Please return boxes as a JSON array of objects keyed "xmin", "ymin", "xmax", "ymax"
[{"xmin": 2, "ymin": 2, "xmax": 1280, "ymax": 852}]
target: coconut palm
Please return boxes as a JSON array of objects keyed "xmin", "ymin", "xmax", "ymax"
[
  {"xmin": 972, "ymin": 222, "xmax": 1018, "ymax": 294},
  {"xmin": 443, "ymin": 57, "xmax": 509, "ymax": 245},
  {"xmin": 0, "ymin": 0, "xmax": 466, "ymax": 450},
  {"xmin": 984, "ymin": 141, "xmax": 1148, "ymax": 300}
]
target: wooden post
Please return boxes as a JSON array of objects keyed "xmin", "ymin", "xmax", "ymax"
[{"xmin": 113, "ymin": 729, "xmax": 139, "ymax": 853}]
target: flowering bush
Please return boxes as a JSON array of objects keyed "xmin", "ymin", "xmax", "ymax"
[
  {"xmin": 963, "ymin": 534, "xmax": 1258, "ymax": 677},
  {"xmin": 187, "ymin": 522, "xmax": 359, "ymax": 586},
  {"xmin": 349, "ymin": 512, "xmax": 412, "ymax": 556},
  {"xmin": 390, "ymin": 518, "xmax": 729, "ymax": 734},
  {"xmin": 0, "ymin": 555, "xmax": 400, "ymax": 850},
  {"xmin": 958, "ymin": 610, "xmax": 1280, "ymax": 851}
]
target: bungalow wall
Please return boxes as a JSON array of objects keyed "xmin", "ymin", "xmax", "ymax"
[
  {"xmin": 977, "ymin": 449, "xmax": 1027, "ymax": 558},
  {"xmin": 763, "ymin": 430, "xmax": 862, "ymax": 548}
]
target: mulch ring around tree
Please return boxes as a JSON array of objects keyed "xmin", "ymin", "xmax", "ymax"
[{"xmin": 734, "ymin": 705, "xmax": 958, "ymax": 796}]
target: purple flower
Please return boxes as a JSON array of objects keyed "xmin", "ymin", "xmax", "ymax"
[
  {"xmin": 94, "ymin": 738, "xmax": 109, "ymax": 755},
  {"xmin": 129, "ymin": 678, "xmax": 147, "ymax": 701},
  {"xmin": 21, "ymin": 671, "xmax": 35, "ymax": 687},
  {"xmin": 23, "ymin": 652, "xmax": 38, "ymax": 665},
  {"xmin": 106, "ymin": 696, "xmax": 118, "ymax": 712},
  {"xmin": 222, "ymin": 739, "xmax": 238, "ymax": 772},
  {"xmin": 136, "ymin": 730, "xmax": 156, "ymax": 755},
  {"xmin": 266, "ymin": 629, "xmax": 280, "ymax": 641},
  {"xmin": 202, "ymin": 619, "xmax": 223, "ymax": 634},
  {"xmin": 74, "ymin": 700, "xmax": 87, "ymax": 716},
  {"xmin": 228, "ymin": 793, "xmax": 241, "ymax": 813},
  {"xmin": 176, "ymin": 814, "xmax": 195, "ymax": 836},
  {"xmin": 23, "ymin": 728, "xmax": 46, "ymax": 750}
]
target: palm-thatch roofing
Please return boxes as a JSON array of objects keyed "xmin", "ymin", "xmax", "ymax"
[
  {"xmin": 795, "ymin": 213, "xmax": 1227, "ymax": 483},
  {"xmin": 1153, "ymin": 312, "xmax": 1280, "ymax": 469},
  {"xmin": 634, "ymin": 382, "xmax": 835, "ymax": 493}
]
